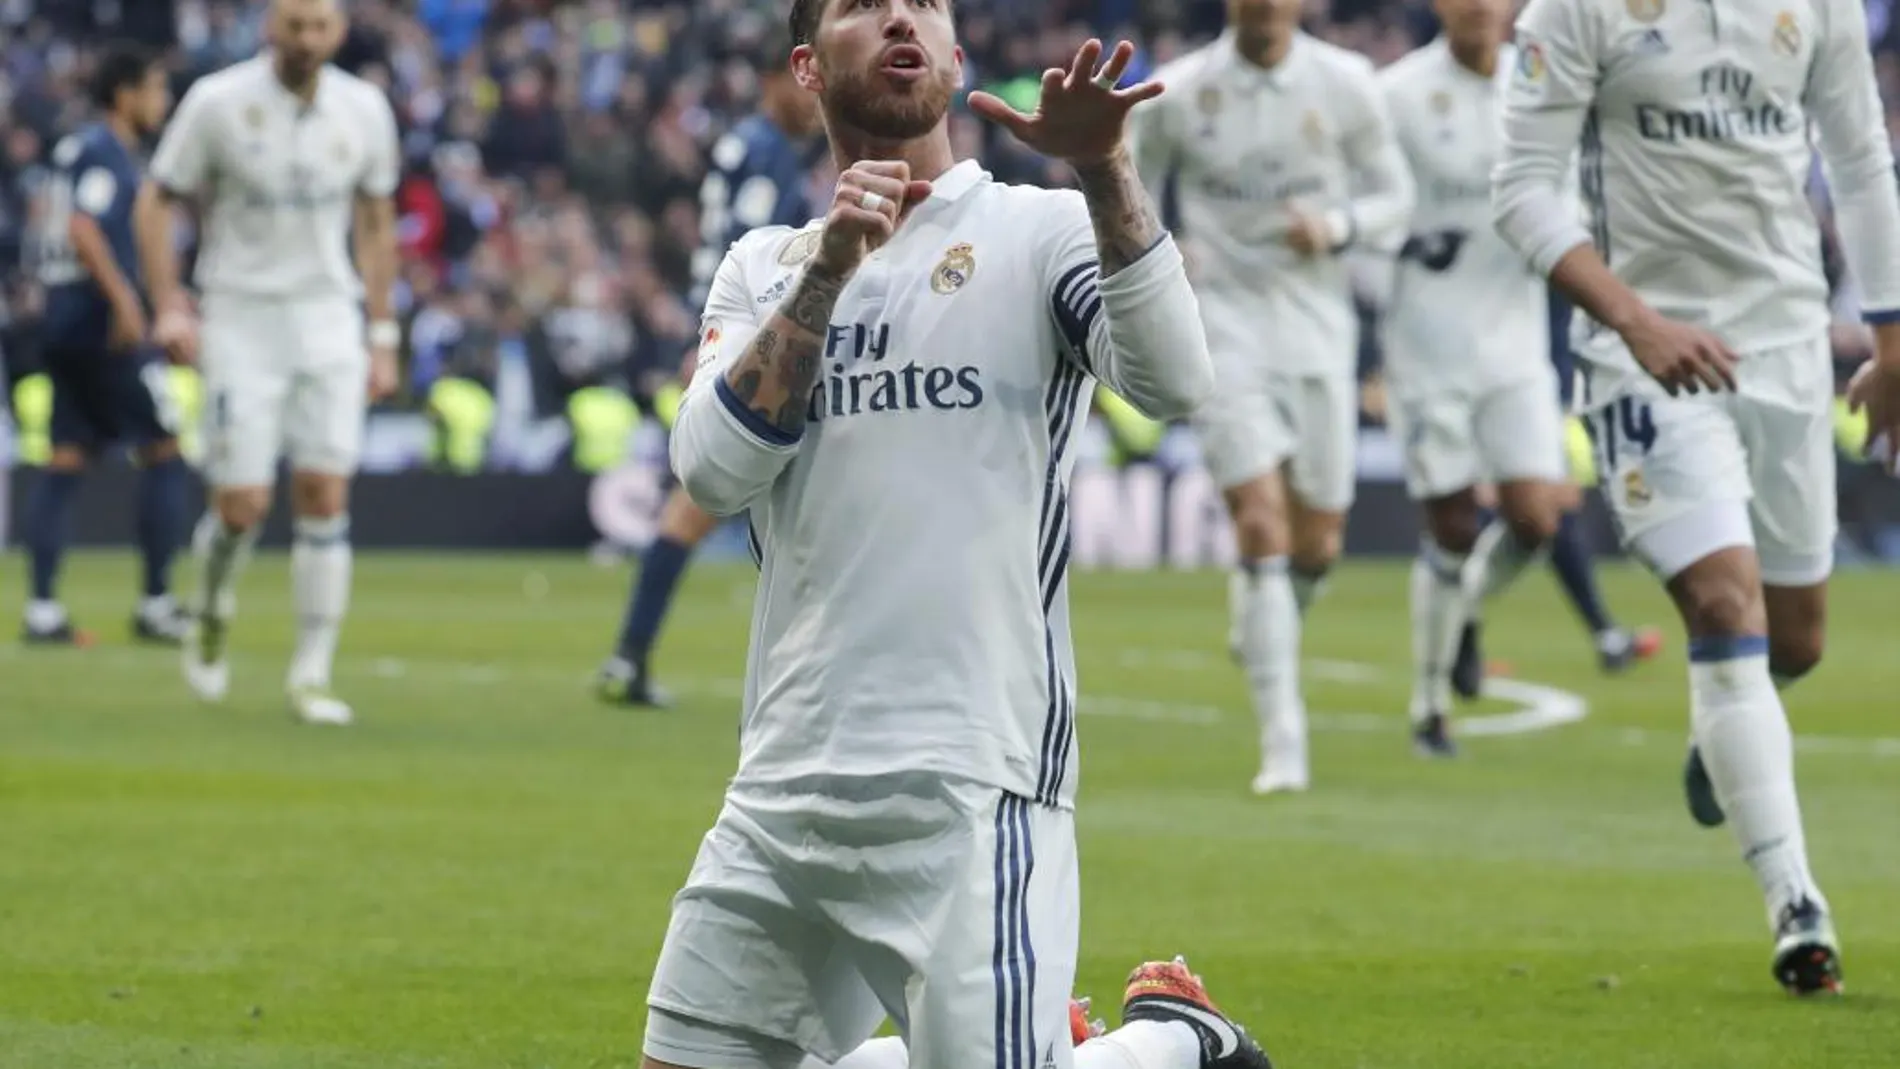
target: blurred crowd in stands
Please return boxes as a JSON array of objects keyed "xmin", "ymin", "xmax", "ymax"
[{"xmin": 2, "ymin": 0, "xmax": 1899, "ymax": 545}]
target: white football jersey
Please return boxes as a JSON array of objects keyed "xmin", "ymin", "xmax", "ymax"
[
  {"xmin": 150, "ymin": 56, "xmax": 400, "ymax": 301},
  {"xmin": 1129, "ymin": 31, "xmax": 1415, "ymax": 375},
  {"xmin": 1381, "ymin": 41, "xmax": 1550, "ymax": 396},
  {"xmin": 672, "ymin": 161, "xmax": 1210, "ymax": 810},
  {"xmin": 1494, "ymin": 0, "xmax": 1900, "ymax": 385}
]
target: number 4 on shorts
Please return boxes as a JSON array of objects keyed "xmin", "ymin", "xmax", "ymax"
[{"xmin": 1583, "ymin": 395, "xmax": 1658, "ymax": 473}]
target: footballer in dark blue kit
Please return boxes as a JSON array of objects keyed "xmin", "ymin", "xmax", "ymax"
[
  {"xmin": 21, "ymin": 43, "xmax": 191, "ymax": 646},
  {"xmin": 597, "ymin": 29, "xmax": 823, "ymax": 706}
]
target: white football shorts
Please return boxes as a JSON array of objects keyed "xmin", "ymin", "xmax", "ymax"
[
  {"xmin": 1386, "ymin": 371, "xmax": 1568, "ymax": 501},
  {"xmin": 644, "ymin": 777, "xmax": 1079, "ymax": 1069},
  {"xmin": 1580, "ymin": 336, "xmax": 1836, "ymax": 587},
  {"xmin": 197, "ymin": 293, "xmax": 368, "ymax": 488},
  {"xmin": 1194, "ymin": 361, "xmax": 1358, "ymax": 511}
]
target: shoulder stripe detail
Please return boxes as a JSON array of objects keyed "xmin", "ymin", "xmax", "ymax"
[{"xmin": 1052, "ymin": 260, "xmax": 1103, "ymax": 375}]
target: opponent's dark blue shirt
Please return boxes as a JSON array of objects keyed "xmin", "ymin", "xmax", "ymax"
[
  {"xmin": 41, "ymin": 123, "xmax": 144, "ymax": 351},
  {"xmin": 690, "ymin": 114, "xmax": 815, "ymax": 310}
]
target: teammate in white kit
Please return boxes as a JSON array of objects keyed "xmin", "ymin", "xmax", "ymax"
[
  {"xmin": 642, "ymin": 2, "xmax": 1272, "ymax": 1068},
  {"xmin": 1376, "ymin": 0, "xmax": 1568, "ymax": 754},
  {"xmin": 1495, "ymin": 0, "xmax": 1900, "ymax": 993},
  {"xmin": 1128, "ymin": 0, "xmax": 1415, "ymax": 794},
  {"xmin": 135, "ymin": 0, "xmax": 401, "ymax": 726}
]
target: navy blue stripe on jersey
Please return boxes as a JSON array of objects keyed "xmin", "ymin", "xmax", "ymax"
[
  {"xmin": 714, "ymin": 376, "xmax": 801, "ymax": 446},
  {"xmin": 1865, "ymin": 308, "xmax": 1900, "ymax": 324},
  {"xmin": 991, "ymin": 797, "xmax": 1034, "ymax": 1069},
  {"xmin": 746, "ymin": 520, "xmax": 763, "ymax": 570},
  {"xmin": 1548, "ymin": 292, "xmax": 1577, "ymax": 407},
  {"xmin": 1052, "ymin": 261, "xmax": 1102, "ymax": 376},
  {"xmin": 1580, "ymin": 109, "xmax": 1609, "ymax": 264},
  {"xmin": 1035, "ymin": 362, "xmax": 1088, "ymax": 804}
]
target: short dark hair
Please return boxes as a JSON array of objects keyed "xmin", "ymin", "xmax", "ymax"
[
  {"xmin": 789, "ymin": 0, "xmax": 822, "ymax": 47},
  {"xmin": 89, "ymin": 41, "xmax": 159, "ymax": 111},
  {"xmin": 749, "ymin": 24, "xmax": 798, "ymax": 75},
  {"xmin": 789, "ymin": 0, "xmax": 954, "ymax": 46}
]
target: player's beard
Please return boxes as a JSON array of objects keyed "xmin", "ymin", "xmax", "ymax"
[{"xmin": 823, "ymin": 63, "xmax": 955, "ymax": 142}]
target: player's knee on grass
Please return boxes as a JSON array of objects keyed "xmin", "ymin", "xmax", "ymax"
[{"xmin": 1666, "ymin": 549, "xmax": 1768, "ymax": 639}]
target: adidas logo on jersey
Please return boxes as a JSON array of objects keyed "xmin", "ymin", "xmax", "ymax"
[
  {"xmin": 757, "ymin": 277, "xmax": 790, "ymax": 304},
  {"xmin": 1634, "ymin": 28, "xmax": 1670, "ymax": 55}
]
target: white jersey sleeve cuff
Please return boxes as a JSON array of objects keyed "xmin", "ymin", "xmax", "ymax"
[{"xmin": 1494, "ymin": 184, "xmax": 1592, "ymax": 277}]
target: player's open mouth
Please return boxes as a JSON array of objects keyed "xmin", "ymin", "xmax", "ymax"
[{"xmin": 879, "ymin": 45, "xmax": 928, "ymax": 82}]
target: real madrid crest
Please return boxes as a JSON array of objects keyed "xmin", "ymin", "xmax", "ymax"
[
  {"xmin": 1771, "ymin": 11, "xmax": 1802, "ymax": 56},
  {"xmin": 1430, "ymin": 91, "xmax": 1452, "ymax": 115},
  {"xmin": 1301, "ymin": 110, "xmax": 1326, "ymax": 149},
  {"xmin": 1625, "ymin": 0, "xmax": 1664, "ymax": 23},
  {"xmin": 1622, "ymin": 467, "xmax": 1653, "ymax": 506},
  {"xmin": 931, "ymin": 243, "xmax": 976, "ymax": 295},
  {"xmin": 1197, "ymin": 86, "xmax": 1222, "ymax": 118},
  {"xmin": 244, "ymin": 104, "xmax": 264, "ymax": 128},
  {"xmin": 780, "ymin": 228, "xmax": 821, "ymax": 266},
  {"xmin": 334, "ymin": 138, "xmax": 351, "ymax": 163}
]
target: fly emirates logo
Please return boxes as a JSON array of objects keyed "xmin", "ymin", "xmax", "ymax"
[
  {"xmin": 1635, "ymin": 63, "xmax": 1796, "ymax": 144},
  {"xmin": 805, "ymin": 322, "xmax": 985, "ymax": 425}
]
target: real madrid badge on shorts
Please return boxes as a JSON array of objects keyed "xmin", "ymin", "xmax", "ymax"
[
  {"xmin": 1620, "ymin": 466, "xmax": 1654, "ymax": 507},
  {"xmin": 931, "ymin": 243, "xmax": 976, "ymax": 295}
]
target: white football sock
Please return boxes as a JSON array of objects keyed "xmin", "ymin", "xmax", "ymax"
[
  {"xmin": 196, "ymin": 516, "xmax": 260, "ymax": 621},
  {"xmin": 1688, "ymin": 638, "xmax": 1825, "ymax": 923},
  {"xmin": 1236, "ymin": 557, "xmax": 1306, "ymax": 777},
  {"xmin": 1465, "ymin": 518, "xmax": 1544, "ymax": 606},
  {"xmin": 799, "ymin": 1036, "xmax": 909, "ymax": 1069},
  {"xmin": 1078, "ymin": 1021, "xmax": 1203, "ymax": 1069},
  {"xmin": 289, "ymin": 514, "xmax": 352, "ymax": 690},
  {"xmin": 1410, "ymin": 538, "xmax": 1468, "ymax": 723}
]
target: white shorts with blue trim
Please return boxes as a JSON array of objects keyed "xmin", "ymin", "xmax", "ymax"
[
  {"xmin": 1578, "ymin": 336, "xmax": 1836, "ymax": 586},
  {"xmin": 644, "ymin": 778, "xmax": 1079, "ymax": 1069}
]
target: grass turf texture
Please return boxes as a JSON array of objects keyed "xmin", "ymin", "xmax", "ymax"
[{"xmin": 3, "ymin": 552, "xmax": 1896, "ymax": 1068}]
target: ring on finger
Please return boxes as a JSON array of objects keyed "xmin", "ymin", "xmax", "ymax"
[
  {"xmin": 1091, "ymin": 68, "xmax": 1117, "ymax": 89},
  {"xmin": 858, "ymin": 189, "xmax": 887, "ymax": 213}
]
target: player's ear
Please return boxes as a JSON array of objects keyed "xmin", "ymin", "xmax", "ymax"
[
  {"xmin": 792, "ymin": 44, "xmax": 824, "ymax": 93},
  {"xmin": 953, "ymin": 45, "xmax": 965, "ymax": 90}
]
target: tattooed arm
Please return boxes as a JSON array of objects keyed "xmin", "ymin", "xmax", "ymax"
[
  {"xmin": 717, "ymin": 265, "xmax": 845, "ymax": 439},
  {"xmin": 1049, "ymin": 154, "xmax": 1212, "ymax": 420},
  {"xmin": 1072, "ymin": 148, "xmax": 1166, "ymax": 277},
  {"xmin": 671, "ymin": 245, "xmax": 845, "ymax": 517}
]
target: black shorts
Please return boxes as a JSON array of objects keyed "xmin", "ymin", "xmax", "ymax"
[{"xmin": 46, "ymin": 343, "xmax": 176, "ymax": 451}]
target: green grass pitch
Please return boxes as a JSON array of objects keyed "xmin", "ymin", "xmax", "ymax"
[{"xmin": 3, "ymin": 552, "xmax": 1896, "ymax": 1068}]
